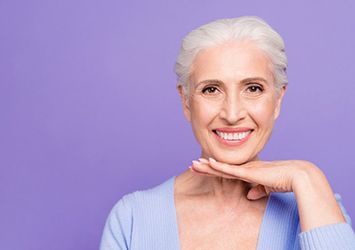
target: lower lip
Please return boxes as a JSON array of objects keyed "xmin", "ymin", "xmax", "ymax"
[{"xmin": 212, "ymin": 130, "xmax": 253, "ymax": 147}]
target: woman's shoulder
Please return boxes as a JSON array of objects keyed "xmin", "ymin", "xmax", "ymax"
[
  {"xmin": 100, "ymin": 176, "xmax": 177, "ymax": 249},
  {"xmin": 108, "ymin": 175, "xmax": 176, "ymax": 217},
  {"xmin": 120, "ymin": 175, "xmax": 175, "ymax": 205}
]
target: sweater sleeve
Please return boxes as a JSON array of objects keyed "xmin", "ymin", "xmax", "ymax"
[
  {"xmin": 99, "ymin": 195, "xmax": 133, "ymax": 250},
  {"xmin": 298, "ymin": 193, "xmax": 355, "ymax": 250}
]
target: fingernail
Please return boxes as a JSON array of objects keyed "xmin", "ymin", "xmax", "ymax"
[
  {"xmin": 209, "ymin": 157, "xmax": 216, "ymax": 163},
  {"xmin": 192, "ymin": 160, "xmax": 201, "ymax": 165},
  {"xmin": 198, "ymin": 158, "xmax": 209, "ymax": 163}
]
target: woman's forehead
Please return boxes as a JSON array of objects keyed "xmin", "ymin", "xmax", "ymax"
[{"xmin": 190, "ymin": 42, "xmax": 274, "ymax": 85}]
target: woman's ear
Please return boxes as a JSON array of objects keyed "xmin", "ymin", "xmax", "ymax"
[
  {"xmin": 274, "ymin": 85, "xmax": 287, "ymax": 120},
  {"xmin": 177, "ymin": 85, "xmax": 191, "ymax": 122}
]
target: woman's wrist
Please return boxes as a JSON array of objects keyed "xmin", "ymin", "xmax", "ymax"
[{"xmin": 292, "ymin": 164, "xmax": 346, "ymax": 232}]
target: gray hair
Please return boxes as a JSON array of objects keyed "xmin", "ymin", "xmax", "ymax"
[{"xmin": 174, "ymin": 16, "xmax": 288, "ymax": 95}]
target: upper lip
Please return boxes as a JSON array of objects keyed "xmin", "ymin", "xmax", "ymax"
[{"xmin": 213, "ymin": 127, "xmax": 254, "ymax": 133}]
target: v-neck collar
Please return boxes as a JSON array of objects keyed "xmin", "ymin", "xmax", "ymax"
[{"xmin": 167, "ymin": 175, "xmax": 274, "ymax": 250}]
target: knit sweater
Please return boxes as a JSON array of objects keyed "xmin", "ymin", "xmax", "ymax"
[{"xmin": 100, "ymin": 176, "xmax": 355, "ymax": 250}]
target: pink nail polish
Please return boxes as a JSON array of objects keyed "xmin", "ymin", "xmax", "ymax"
[
  {"xmin": 198, "ymin": 158, "xmax": 209, "ymax": 163},
  {"xmin": 209, "ymin": 157, "xmax": 216, "ymax": 162}
]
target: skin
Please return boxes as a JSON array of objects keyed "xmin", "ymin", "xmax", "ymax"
[
  {"xmin": 181, "ymin": 41, "xmax": 283, "ymax": 165},
  {"xmin": 176, "ymin": 40, "xmax": 345, "ymax": 246}
]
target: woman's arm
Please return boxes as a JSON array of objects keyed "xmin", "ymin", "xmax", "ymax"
[
  {"xmin": 292, "ymin": 165, "xmax": 345, "ymax": 231},
  {"xmin": 293, "ymin": 169, "xmax": 355, "ymax": 249},
  {"xmin": 297, "ymin": 193, "xmax": 355, "ymax": 250}
]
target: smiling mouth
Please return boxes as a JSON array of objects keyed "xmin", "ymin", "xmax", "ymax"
[{"xmin": 212, "ymin": 129, "xmax": 254, "ymax": 141}]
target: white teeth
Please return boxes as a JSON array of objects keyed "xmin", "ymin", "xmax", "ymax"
[{"xmin": 215, "ymin": 130, "xmax": 251, "ymax": 141}]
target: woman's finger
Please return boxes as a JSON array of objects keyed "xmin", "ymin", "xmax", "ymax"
[
  {"xmin": 207, "ymin": 158, "xmax": 260, "ymax": 182},
  {"xmin": 208, "ymin": 158, "xmax": 295, "ymax": 193},
  {"xmin": 208, "ymin": 159, "xmax": 276, "ymax": 185},
  {"xmin": 191, "ymin": 161, "xmax": 237, "ymax": 179},
  {"xmin": 189, "ymin": 166, "xmax": 215, "ymax": 176},
  {"xmin": 247, "ymin": 184, "xmax": 268, "ymax": 200}
]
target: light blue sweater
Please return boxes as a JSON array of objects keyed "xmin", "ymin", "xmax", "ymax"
[{"xmin": 100, "ymin": 176, "xmax": 355, "ymax": 249}]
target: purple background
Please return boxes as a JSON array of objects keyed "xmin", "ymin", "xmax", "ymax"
[{"xmin": 1, "ymin": 0, "xmax": 354, "ymax": 249}]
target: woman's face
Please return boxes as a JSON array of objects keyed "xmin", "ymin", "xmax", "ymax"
[{"xmin": 178, "ymin": 41, "xmax": 286, "ymax": 164}]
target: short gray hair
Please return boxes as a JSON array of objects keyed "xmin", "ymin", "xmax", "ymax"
[{"xmin": 174, "ymin": 16, "xmax": 288, "ymax": 95}]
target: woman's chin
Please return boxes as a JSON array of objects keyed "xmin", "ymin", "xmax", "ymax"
[
  {"xmin": 201, "ymin": 148, "xmax": 259, "ymax": 165},
  {"xmin": 221, "ymin": 158, "xmax": 250, "ymax": 165},
  {"xmin": 212, "ymin": 153, "xmax": 259, "ymax": 165}
]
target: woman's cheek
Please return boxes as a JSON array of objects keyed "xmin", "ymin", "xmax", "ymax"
[
  {"xmin": 250, "ymin": 98, "xmax": 277, "ymax": 125},
  {"xmin": 194, "ymin": 98, "xmax": 221, "ymax": 121},
  {"xmin": 252, "ymin": 95, "xmax": 275, "ymax": 111}
]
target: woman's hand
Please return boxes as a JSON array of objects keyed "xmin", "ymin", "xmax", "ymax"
[
  {"xmin": 190, "ymin": 158, "xmax": 346, "ymax": 231},
  {"xmin": 191, "ymin": 158, "xmax": 315, "ymax": 200}
]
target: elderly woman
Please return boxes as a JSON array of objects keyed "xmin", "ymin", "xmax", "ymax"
[{"xmin": 100, "ymin": 16, "xmax": 355, "ymax": 249}]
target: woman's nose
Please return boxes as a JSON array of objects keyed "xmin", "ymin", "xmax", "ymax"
[{"xmin": 219, "ymin": 95, "xmax": 246, "ymax": 124}]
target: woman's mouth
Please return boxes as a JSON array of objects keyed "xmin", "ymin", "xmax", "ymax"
[{"xmin": 212, "ymin": 128, "xmax": 253, "ymax": 146}]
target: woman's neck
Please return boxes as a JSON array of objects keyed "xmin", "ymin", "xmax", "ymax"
[
  {"xmin": 175, "ymin": 153, "xmax": 261, "ymax": 203},
  {"xmin": 175, "ymin": 169, "xmax": 254, "ymax": 203}
]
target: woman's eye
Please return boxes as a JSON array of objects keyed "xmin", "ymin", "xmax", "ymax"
[
  {"xmin": 202, "ymin": 86, "xmax": 219, "ymax": 94},
  {"xmin": 246, "ymin": 85, "xmax": 263, "ymax": 93}
]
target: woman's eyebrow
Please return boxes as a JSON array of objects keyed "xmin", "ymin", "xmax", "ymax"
[
  {"xmin": 240, "ymin": 77, "xmax": 268, "ymax": 84},
  {"xmin": 195, "ymin": 77, "xmax": 268, "ymax": 88},
  {"xmin": 195, "ymin": 79, "xmax": 224, "ymax": 88}
]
